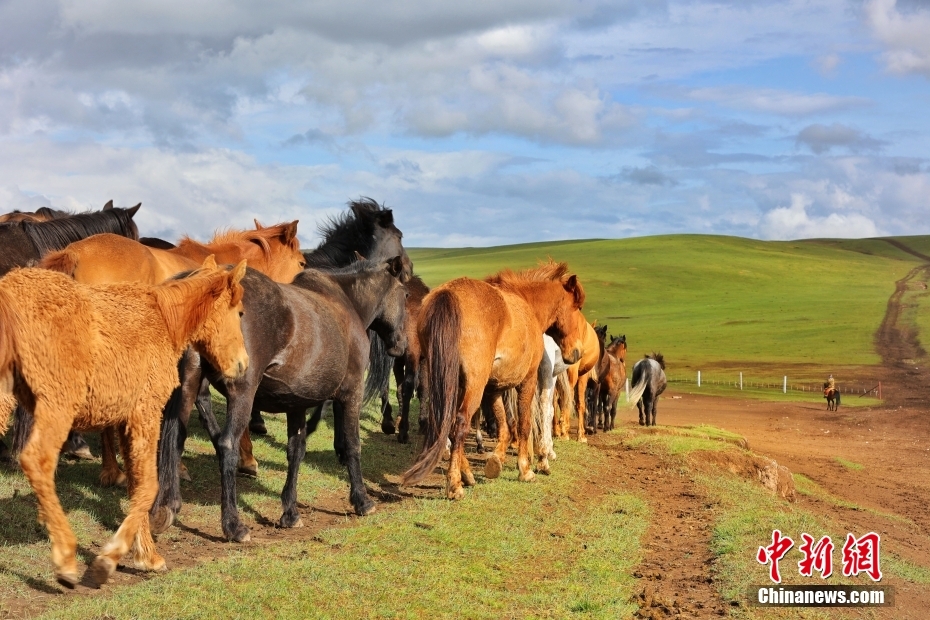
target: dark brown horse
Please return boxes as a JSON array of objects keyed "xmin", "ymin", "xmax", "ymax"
[
  {"xmin": 246, "ymin": 197, "xmax": 412, "ymax": 443},
  {"xmin": 590, "ymin": 334, "xmax": 626, "ymax": 432},
  {"xmin": 402, "ymin": 262, "xmax": 586, "ymax": 500},
  {"xmin": 373, "ymin": 274, "xmax": 430, "ymax": 443},
  {"xmin": 151, "ymin": 257, "xmax": 408, "ymax": 542}
]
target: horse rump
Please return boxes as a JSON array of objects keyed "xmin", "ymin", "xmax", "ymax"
[
  {"xmin": 38, "ymin": 248, "xmax": 79, "ymax": 277},
  {"xmin": 402, "ymin": 289, "xmax": 460, "ymax": 486}
]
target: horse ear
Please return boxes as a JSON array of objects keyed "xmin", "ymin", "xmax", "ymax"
[
  {"xmin": 282, "ymin": 220, "xmax": 299, "ymax": 242},
  {"xmin": 254, "ymin": 219, "xmax": 264, "ymax": 230},
  {"xmin": 127, "ymin": 203, "xmax": 141, "ymax": 218},
  {"xmin": 103, "ymin": 200, "xmax": 113, "ymax": 210},
  {"xmin": 386, "ymin": 255, "xmax": 404, "ymax": 278},
  {"xmin": 354, "ymin": 250, "xmax": 366, "ymax": 261},
  {"xmin": 564, "ymin": 274, "xmax": 585, "ymax": 308},
  {"xmin": 230, "ymin": 260, "xmax": 247, "ymax": 285},
  {"xmin": 201, "ymin": 255, "xmax": 218, "ymax": 270}
]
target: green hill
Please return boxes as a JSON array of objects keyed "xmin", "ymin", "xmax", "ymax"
[{"xmin": 409, "ymin": 235, "xmax": 930, "ymax": 377}]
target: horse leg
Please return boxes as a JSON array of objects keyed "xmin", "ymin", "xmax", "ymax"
[
  {"xmin": 559, "ymin": 366, "xmax": 578, "ymax": 440},
  {"xmin": 238, "ymin": 431, "xmax": 258, "ymax": 477},
  {"xmin": 335, "ymin": 397, "xmax": 376, "ymax": 515},
  {"xmin": 540, "ymin": 383, "xmax": 556, "ymax": 463},
  {"xmin": 279, "ymin": 408, "xmax": 308, "ymax": 528},
  {"xmin": 332, "ymin": 401, "xmax": 347, "ymax": 466},
  {"xmin": 484, "ymin": 392, "xmax": 509, "ymax": 480},
  {"xmin": 216, "ymin": 392, "xmax": 255, "ymax": 542},
  {"xmin": 575, "ymin": 373, "xmax": 589, "ymax": 443},
  {"xmin": 649, "ymin": 395, "xmax": 658, "ymax": 426},
  {"xmin": 397, "ymin": 360, "xmax": 414, "ymax": 444},
  {"xmin": 474, "ymin": 404, "xmax": 486, "ymax": 455},
  {"xmin": 380, "ymin": 391, "xmax": 395, "ymax": 436},
  {"xmin": 99, "ymin": 426, "xmax": 127, "ymax": 487},
  {"xmin": 249, "ymin": 408, "xmax": 267, "ymax": 435},
  {"xmin": 19, "ymin": 403, "xmax": 79, "ymax": 587},
  {"xmin": 87, "ymin": 415, "xmax": 166, "ymax": 587},
  {"xmin": 516, "ymin": 371, "xmax": 539, "ymax": 482}
]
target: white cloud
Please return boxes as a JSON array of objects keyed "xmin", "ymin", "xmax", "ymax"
[
  {"xmin": 866, "ymin": 0, "xmax": 930, "ymax": 77},
  {"xmin": 686, "ymin": 86, "xmax": 870, "ymax": 117},
  {"xmin": 759, "ymin": 193, "xmax": 881, "ymax": 240}
]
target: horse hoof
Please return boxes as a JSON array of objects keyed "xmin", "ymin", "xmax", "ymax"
[
  {"xmin": 381, "ymin": 420, "xmax": 396, "ymax": 435},
  {"xmin": 99, "ymin": 470, "xmax": 127, "ymax": 488},
  {"xmin": 55, "ymin": 569, "xmax": 79, "ymax": 589},
  {"xmin": 355, "ymin": 501, "xmax": 377, "ymax": 516},
  {"xmin": 65, "ymin": 445, "xmax": 95, "ymax": 461},
  {"xmin": 133, "ymin": 554, "xmax": 167, "ymax": 572},
  {"xmin": 397, "ymin": 432, "xmax": 409, "ymax": 444},
  {"xmin": 237, "ymin": 464, "xmax": 258, "ymax": 478},
  {"xmin": 578, "ymin": 437, "xmax": 588, "ymax": 444},
  {"xmin": 462, "ymin": 471, "xmax": 476, "ymax": 487},
  {"xmin": 447, "ymin": 486, "xmax": 465, "ymax": 500},
  {"xmin": 484, "ymin": 455, "xmax": 502, "ymax": 480},
  {"xmin": 226, "ymin": 525, "xmax": 251, "ymax": 543},
  {"xmin": 537, "ymin": 466, "xmax": 551, "ymax": 476},
  {"xmin": 179, "ymin": 462, "xmax": 192, "ymax": 482},
  {"xmin": 278, "ymin": 515, "xmax": 304, "ymax": 529},
  {"xmin": 548, "ymin": 451, "xmax": 557, "ymax": 461},
  {"xmin": 249, "ymin": 420, "xmax": 268, "ymax": 436},
  {"xmin": 149, "ymin": 506, "xmax": 176, "ymax": 535},
  {"xmin": 519, "ymin": 470, "xmax": 536, "ymax": 483},
  {"xmin": 85, "ymin": 556, "xmax": 116, "ymax": 588}
]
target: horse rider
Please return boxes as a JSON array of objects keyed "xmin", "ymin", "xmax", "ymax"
[{"xmin": 824, "ymin": 374, "xmax": 835, "ymax": 398}]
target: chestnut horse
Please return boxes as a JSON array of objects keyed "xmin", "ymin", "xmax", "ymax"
[
  {"xmin": 0, "ymin": 202, "xmax": 141, "ymax": 461},
  {"xmin": 556, "ymin": 320, "xmax": 601, "ymax": 442},
  {"xmin": 0, "ymin": 258, "xmax": 247, "ymax": 588},
  {"xmin": 402, "ymin": 262, "xmax": 586, "ymax": 499},
  {"xmin": 589, "ymin": 334, "xmax": 627, "ymax": 432},
  {"xmin": 151, "ymin": 257, "xmax": 408, "ymax": 541},
  {"xmin": 38, "ymin": 221, "xmax": 304, "ymax": 486}
]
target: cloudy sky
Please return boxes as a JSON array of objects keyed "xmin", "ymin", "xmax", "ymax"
[{"xmin": 1, "ymin": 0, "xmax": 929, "ymax": 246}]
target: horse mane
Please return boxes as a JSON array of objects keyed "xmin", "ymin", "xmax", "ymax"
[
  {"xmin": 304, "ymin": 198, "xmax": 397, "ymax": 268},
  {"xmin": 484, "ymin": 261, "xmax": 571, "ymax": 287},
  {"xmin": 646, "ymin": 352, "xmax": 665, "ymax": 369},
  {"xmin": 17, "ymin": 207, "xmax": 140, "ymax": 255},
  {"xmin": 407, "ymin": 273, "xmax": 429, "ymax": 297},
  {"xmin": 155, "ymin": 268, "xmax": 242, "ymax": 348},
  {"xmin": 181, "ymin": 221, "xmax": 300, "ymax": 260}
]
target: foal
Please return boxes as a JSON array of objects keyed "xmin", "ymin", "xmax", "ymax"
[{"xmin": 0, "ymin": 258, "xmax": 248, "ymax": 588}]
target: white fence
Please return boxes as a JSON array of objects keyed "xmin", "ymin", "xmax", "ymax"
[{"xmin": 667, "ymin": 373, "xmax": 883, "ymax": 399}]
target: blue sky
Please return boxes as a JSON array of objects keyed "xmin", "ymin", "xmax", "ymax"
[{"xmin": 1, "ymin": 0, "xmax": 929, "ymax": 247}]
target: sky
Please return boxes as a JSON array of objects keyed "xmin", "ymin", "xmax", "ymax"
[{"xmin": 1, "ymin": 0, "xmax": 930, "ymax": 247}]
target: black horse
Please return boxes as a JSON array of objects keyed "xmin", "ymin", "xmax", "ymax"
[
  {"xmin": 825, "ymin": 386, "xmax": 841, "ymax": 411},
  {"xmin": 248, "ymin": 197, "xmax": 412, "ymax": 437},
  {"xmin": 151, "ymin": 257, "xmax": 408, "ymax": 542},
  {"xmin": 1, "ymin": 202, "xmax": 141, "ymax": 461},
  {"xmin": 629, "ymin": 352, "xmax": 667, "ymax": 426}
]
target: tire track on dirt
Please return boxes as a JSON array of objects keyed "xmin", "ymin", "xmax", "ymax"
[
  {"xmin": 875, "ymin": 239, "xmax": 930, "ymax": 407},
  {"xmin": 590, "ymin": 433, "xmax": 729, "ymax": 619}
]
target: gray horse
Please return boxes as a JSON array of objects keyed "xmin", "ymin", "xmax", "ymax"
[{"xmin": 628, "ymin": 353, "xmax": 667, "ymax": 426}]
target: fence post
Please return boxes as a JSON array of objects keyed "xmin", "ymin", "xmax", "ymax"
[
  {"xmin": 739, "ymin": 372, "xmax": 743, "ymax": 390},
  {"xmin": 783, "ymin": 376, "xmax": 787, "ymax": 394},
  {"xmin": 697, "ymin": 371, "xmax": 701, "ymax": 387}
]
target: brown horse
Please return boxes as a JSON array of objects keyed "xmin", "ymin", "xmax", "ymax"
[
  {"xmin": 402, "ymin": 262, "xmax": 586, "ymax": 499},
  {"xmin": 0, "ymin": 258, "xmax": 247, "ymax": 588},
  {"xmin": 0, "ymin": 206, "xmax": 71, "ymax": 223},
  {"xmin": 556, "ymin": 320, "xmax": 601, "ymax": 442},
  {"xmin": 41, "ymin": 220, "xmax": 304, "ymax": 286},
  {"xmin": 591, "ymin": 334, "xmax": 627, "ymax": 432},
  {"xmin": 38, "ymin": 221, "xmax": 304, "ymax": 486}
]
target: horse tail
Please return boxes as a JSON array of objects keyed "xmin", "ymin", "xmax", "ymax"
[
  {"xmin": 528, "ymin": 386, "xmax": 545, "ymax": 458},
  {"xmin": 150, "ymin": 385, "xmax": 185, "ymax": 533},
  {"xmin": 38, "ymin": 248, "xmax": 79, "ymax": 277},
  {"xmin": 627, "ymin": 374, "xmax": 648, "ymax": 409},
  {"xmin": 402, "ymin": 290, "xmax": 460, "ymax": 486},
  {"xmin": 364, "ymin": 331, "xmax": 393, "ymax": 405},
  {"xmin": 835, "ymin": 390, "xmax": 841, "ymax": 406},
  {"xmin": 0, "ymin": 288, "xmax": 20, "ymax": 435},
  {"xmin": 555, "ymin": 370, "xmax": 573, "ymax": 419}
]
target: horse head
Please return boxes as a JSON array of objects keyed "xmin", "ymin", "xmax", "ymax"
[
  {"xmin": 546, "ymin": 273, "xmax": 587, "ymax": 365},
  {"xmin": 368, "ymin": 255, "xmax": 409, "ymax": 357}
]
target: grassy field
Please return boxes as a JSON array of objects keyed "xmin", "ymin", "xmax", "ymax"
[{"xmin": 409, "ymin": 234, "xmax": 926, "ymax": 375}]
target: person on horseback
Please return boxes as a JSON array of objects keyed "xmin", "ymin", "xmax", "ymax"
[{"xmin": 825, "ymin": 374, "xmax": 835, "ymax": 393}]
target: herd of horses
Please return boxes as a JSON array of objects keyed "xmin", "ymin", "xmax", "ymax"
[{"xmin": 0, "ymin": 199, "xmax": 667, "ymax": 589}]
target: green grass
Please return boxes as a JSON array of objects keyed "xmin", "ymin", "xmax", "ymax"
[
  {"xmin": 792, "ymin": 473, "xmax": 910, "ymax": 525},
  {"xmin": 410, "ymin": 234, "xmax": 925, "ymax": 371},
  {"xmin": 833, "ymin": 457, "xmax": 864, "ymax": 471}
]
